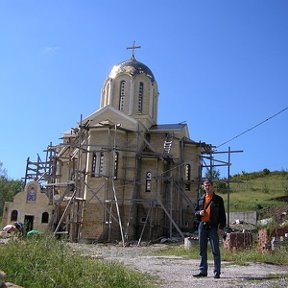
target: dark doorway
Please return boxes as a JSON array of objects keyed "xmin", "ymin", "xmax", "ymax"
[{"xmin": 24, "ymin": 215, "xmax": 34, "ymax": 232}]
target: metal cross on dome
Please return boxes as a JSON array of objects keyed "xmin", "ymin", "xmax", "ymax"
[{"xmin": 127, "ymin": 41, "xmax": 141, "ymax": 58}]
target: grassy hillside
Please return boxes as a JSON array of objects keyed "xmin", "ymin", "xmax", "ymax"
[{"xmin": 216, "ymin": 170, "xmax": 288, "ymax": 218}]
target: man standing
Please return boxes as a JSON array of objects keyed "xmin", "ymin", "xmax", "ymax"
[{"xmin": 193, "ymin": 179, "xmax": 226, "ymax": 279}]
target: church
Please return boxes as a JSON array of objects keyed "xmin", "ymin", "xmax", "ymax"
[{"xmin": 2, "ymin": 46, "xmax": 213, "ymax": 243}]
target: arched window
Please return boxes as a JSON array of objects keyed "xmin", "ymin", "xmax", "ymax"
[
  {"xmin": 91, "ymin": 152, "xmax": 105, "ymax": 177},
  {"xmin": 91, "ymin": 152, "xmax": 97, "ymax": 177},
  {"xmin": 146, "ymin": 172, "xmax": 152, "ymax": 192},
  {"xmin": 119, "ymin": 80, "xmax": 126, "ymax": 111},
  {"xmin": 185, "ymin": 164, "xmax": 191, "ymax": 191},
  {"xmin": 138, "ymin": 82, "xmax": 144, "ymax": 112},
  {"xmin": 99, "ymin": 152, "xmax": 104, "ymax": 175},
  {"xmin": 41, "ymin": 212, "xmax": 49, "ymax": 223},
  {"xmin": 11, "ymin": 210, "xmax": 18, "ymax": 221}
]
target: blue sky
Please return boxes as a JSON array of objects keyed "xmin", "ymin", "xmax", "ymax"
[{"xmin": 0, "ymin": 0, "xmax": 287, "ymax": 180}]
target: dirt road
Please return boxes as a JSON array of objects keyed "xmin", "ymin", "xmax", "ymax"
[{"xmin": 69, "ymin": 243, "xmax": 288, "ymax": 288}]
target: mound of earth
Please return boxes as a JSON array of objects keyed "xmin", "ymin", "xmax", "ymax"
[{"xmin": 261, "ymin": 206, "xmax": 288, "ymax": 224}]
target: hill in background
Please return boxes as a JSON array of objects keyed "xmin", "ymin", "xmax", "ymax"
[{"xmin": 217, "ymin": 170, "xmax": 288, "ymax": 223}]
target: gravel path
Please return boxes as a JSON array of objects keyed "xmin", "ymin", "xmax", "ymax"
[{"xmin": 69, "ymin": 243, "xmax": 288, "ymax": 288}]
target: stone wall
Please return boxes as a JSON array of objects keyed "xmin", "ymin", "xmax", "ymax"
[{"xmin": 223, "ymin": 231, "xmax": 253, "ymax": 250}]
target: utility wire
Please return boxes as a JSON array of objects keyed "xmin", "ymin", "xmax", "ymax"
[{"xmin": 217, "ymin": 106, "xmax": 288, "ymax": 148}]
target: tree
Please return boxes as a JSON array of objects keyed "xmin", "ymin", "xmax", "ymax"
[
  {"xmin": 204, "ymin": 168, "xmax": 230, "ymax": 193},
  {"xmin": 0, "ymin": 162, "xmax": 22, "ymax": 217},
  {"xmin": 204, "ymin": 168, "xmax": 220, "ymax": 181},
  {"xmin": 0, "ymin": 161, "xmax": 7, "ymax": 178}
]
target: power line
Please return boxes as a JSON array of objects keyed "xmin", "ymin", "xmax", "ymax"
[{"xmin": 217, "ymin": 106, "xmax": 288, "ymax": 148}]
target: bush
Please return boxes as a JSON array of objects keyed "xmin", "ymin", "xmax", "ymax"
[{"xmin": 262, "ymin": 168, "xmax": 271, "ymax": 176}]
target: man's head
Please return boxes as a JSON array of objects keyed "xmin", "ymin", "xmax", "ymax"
[
  {"xmin": 203, "ymin": 179, "xmax": 214, "ymax": 194},
  {"xmin": 203, "ymin": 179, "xmax": 213, "ymax": 186}
]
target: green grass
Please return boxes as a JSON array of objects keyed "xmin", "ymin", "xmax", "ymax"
[
  {"xmin": 0, "ymin": 236, "xmax": 156, "ymax": 288},
  {"xmin": 155, "ymin": 242, "xmax": 288, "ymax": 265}
]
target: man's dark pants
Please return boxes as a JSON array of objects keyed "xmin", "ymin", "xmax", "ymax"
[{"xmin": 198, "ymin": 222, "xmax": 221, "ymax": 275}]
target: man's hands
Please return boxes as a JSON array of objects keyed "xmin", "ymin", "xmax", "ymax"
[{"xmin": 200, "ymin": 210, "xmax": 206, "ymax": 216}]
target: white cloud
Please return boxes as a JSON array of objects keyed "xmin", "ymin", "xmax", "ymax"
[{"xmin": 42, "ymin": 46, "xmax": 61, "ymax": 55}]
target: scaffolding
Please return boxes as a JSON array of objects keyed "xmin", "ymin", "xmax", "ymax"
[
  {"xmin": 200, "ymin": 146, "xmax": 243, "ymax": 226},
  {"xmin": 23, "ymin": 118, "xmax": 242, "ymax": 244}
]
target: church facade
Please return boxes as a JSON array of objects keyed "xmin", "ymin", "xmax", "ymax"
[{"xmin": 2, "ymin": 50, "xmax": 212, "ymax": 243}]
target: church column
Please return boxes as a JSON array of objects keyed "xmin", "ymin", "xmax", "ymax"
[
  {"xmin": 154, "ymin": 89, "xmax": 159, "ymax": 123},
  {"xmin": 149, "ymin": 83, "xmax": 153, "ymax": 118},
  {"xmin": 108, "ymin": 79, "xmax": 114, "ymax": 105},
  {"xmin": 84, "ymin": 135, "xmax": 92, "ymax": 199}
]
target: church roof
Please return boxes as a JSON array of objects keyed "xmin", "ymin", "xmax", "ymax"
[
  {"xmin": 149, "ymin": 124, "xmax": 187, "ymax": 132},
  {"xmin": 149, "ymin": 123, "xmax": 190, "ymax": 139},
  {"xmin": 149, "ymin": 124, "xmax": 211, "ymax": 148},
  {"xmin": 109, "ymin": 56, "xmax": 155, "ymax": 82}
]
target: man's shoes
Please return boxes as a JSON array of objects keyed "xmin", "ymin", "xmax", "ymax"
[
  {"xmin": 193, "ymin": 272, "xmax": 207, "ymax": 278},
  {"xmin": 214, "ymin": 273, "xmax": 220, "ymax": 279}
]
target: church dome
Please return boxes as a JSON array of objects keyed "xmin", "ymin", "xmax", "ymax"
[{"xmin": 109, "ymin": 56, "xmax": 155, "ymax": 82}]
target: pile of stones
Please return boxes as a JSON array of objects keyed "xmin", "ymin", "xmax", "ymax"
[{"xmin": 0, "ymin": 270, "xmax": 23, "ymax": 288}]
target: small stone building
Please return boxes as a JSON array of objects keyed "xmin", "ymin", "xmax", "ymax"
[
  {"xmin": 2, "ymin": 181, "xmax": 53, "ymax": 233},
  {"xmin": 2, "ymin": 50, "xmax": 212, "ymax": 243}
]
